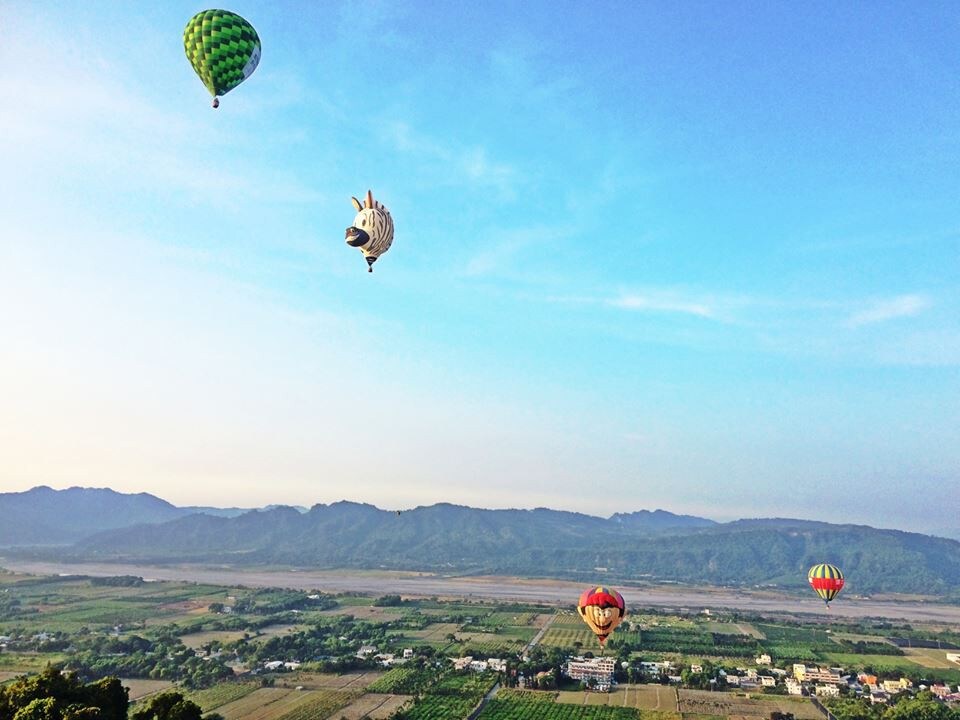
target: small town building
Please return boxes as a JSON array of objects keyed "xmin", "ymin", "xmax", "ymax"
[{"xmin": 564, "ymin": 656, "xmax": 616, "ymax": 691}]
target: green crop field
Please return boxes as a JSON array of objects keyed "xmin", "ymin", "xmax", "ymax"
[
  {"xmin": 478, "ymin": 695, "xmax": 642, "ymax": 719},
  {"xmin": 184, "ymin": 681, "xmax": 258, "ymax": 711},
  {"xmin": 214, "ymin": 687, "xmax": 356, "ymax": 720}
]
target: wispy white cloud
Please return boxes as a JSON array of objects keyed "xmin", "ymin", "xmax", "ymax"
[
  {"xmin": 848, "ymin": 294, "xmax": 931, "ymax": 327},
  {"xmin": 462, "ymin": 225, "xmax": 576, "ymax": 278},
  {"xmin": 379, "ymin": 121, "xmax": 517, "ymax": 196},
  {"xmin": 610, "ymin": 293, "xmax": 717, "ymax": 319}
]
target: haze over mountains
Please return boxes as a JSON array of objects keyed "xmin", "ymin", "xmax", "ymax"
[{"xmin": 2, "ymin": 486, "xmax": 959, "ymax": 598}]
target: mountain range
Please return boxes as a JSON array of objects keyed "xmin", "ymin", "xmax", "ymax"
[{"xmin": 1, "ymin": 486, "xmax": 959, "ymax": 598}]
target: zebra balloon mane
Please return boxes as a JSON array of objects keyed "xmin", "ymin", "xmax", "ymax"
[{"xmin": 345, "ymin": 190, "xmax": 394, "ymax": 272}]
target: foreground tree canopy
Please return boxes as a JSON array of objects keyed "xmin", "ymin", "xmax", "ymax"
[
  {"xmin": 0, "ymin": 667, "xmax": 127, "ymax": 720},
  {"xmin": 0, "ymin": 668, "xmax": 203, "ymax": 720}
]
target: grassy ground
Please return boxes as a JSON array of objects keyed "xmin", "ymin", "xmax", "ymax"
[{"xmin": 903, "ymin": 648, "xmax": 960, "ymax": 669}]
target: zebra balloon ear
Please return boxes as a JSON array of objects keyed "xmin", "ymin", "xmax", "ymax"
[{"xmin": 351, "ymin": 196, "xmax": 362, "ymax": 212}]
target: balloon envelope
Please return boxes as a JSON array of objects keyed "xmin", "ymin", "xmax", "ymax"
[
  {"xmin": 576, "ymin": 586, "xmax": 626, "ymax": 646},
  {"xmin": 184, "ymin": 10, "xmax": 261, "ymax": 100},
  {"xmin": 808, "ymin": 563, "xmax": 844, "ymax": 605}
]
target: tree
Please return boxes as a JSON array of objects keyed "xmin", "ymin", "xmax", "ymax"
[{"xmin": 130, "ymin": 692, "xmax": 203, "ymax": 720}]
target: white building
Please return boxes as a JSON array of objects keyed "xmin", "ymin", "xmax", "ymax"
[
  {"xmin": 816, "ymin": 685, "xmax": 840, "ymax": 697},
  {"xmin": 565, "ymin": 656, "xmax": 616, "ymax": 691},
  {"xmin": 756, "ymin": 654, "xmax": 772, "ymax": 665},
  {"xmin": 786, "ymin": 678, "xmax": 803, "ymax": 696}
]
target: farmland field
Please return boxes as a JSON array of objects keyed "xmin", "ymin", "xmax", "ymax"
[
  {"xmin": 820, "ymin": 652, "xmax": 924, "ymax": 671},
  {"xmin": 334, "ymin": 692, "xmax": 412, "ymax": 719},
  {"xmin": 557, "ymin": 685, "xmax": 676, "ymax": 713},
  {"xmin": 701, "ymin": 622, "xmax": 764, "ymax": 639},
  {"xmin": 678, "ymin": 689, "xmax": 822, "ymax": 719},
  {"xmin": 275, "ymin": 671, "xmax": 383, "ymax": 690},
  {"xmin": 184, "ymin": 681, "xmax": 259, "ymax": 711},
  {"xmin": 479, "ymin": 695, "xmax": 643, "ymax": 719},
  {"xmin": 215, "ymin": 687, "xmax": 355, "ymax": 720},
  {"xmin": 904, "ymin": 648, "xmax": 958, "ymax": 668},
  {"xmin": 180, "ymin": 630, "xmax": 248, "ymax": 648},
  {"xmin": 120, "ymin": 678, "xmax": 174, "ymax": 700}
]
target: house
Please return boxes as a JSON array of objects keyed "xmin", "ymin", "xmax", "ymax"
[
  {"xmin": 452, "ymin": 656, "xmax": 474, "ymax": 671},
  {"xmin": 793, "ymin": 665, "xmax": 841, "ymax": 685},
  {"xmin": 564, "ymin": 656, "xmax": 616, "ymax": 691},
  {"xmin": 859, "ymin": 673, "xmax": 878, "ymax": 687},
  {"xmin": 356, "ymin": 645, "xmax": 378, "ymax": 658},
  {"xmin": 469, "ymin": 660, "xmax": 489, "ymax": 672},
  {"xmin": 760, "ymin": 676, "xmax": 776, "ymax": 687},
  {"xmin": 756, "ymin": 654, "xmax": 772, "ymax": 665},
  {"xmin": 263, "ymin": 661, "xmax": 284, "ymax": 670},
  {"xmin": 690, "ymin": 664, "xmax": 703, "ymax": 674},
  {"xmin": 816, "ymin": 685, "xmax": 840, "ymax": 697},
  {"xmin": 726, "ymin": 675, "xmax": 742, "ymax": 686},
  {"xmin": 785, "ymin": 678, "xmax": 803, "ymax": 696},
  {"xmin": 284, "ymin": 662, "xmax": 300, "ymax": 670},
  {"xmin": 882, "ymin": 678, "xmax": 911, "ymax": 694},
  {"xmin": 488, "ymin": 658, "xmax": 507, "ymax": 672},
  {"xmin": 930, "ymin": 684, "xmax": 953, "ymax": 698}
]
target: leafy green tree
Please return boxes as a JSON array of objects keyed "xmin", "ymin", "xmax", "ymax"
[
  {"xmin": 884, "ymin": 692, "xmax": 960, "ymax": 720},
  {"xmin": 130, "ymin": 692, "xmax": 203, "ymax": 720},
  {"xmin": 0, "ymin": 667, "xmax": 127, "ymax": 720}
]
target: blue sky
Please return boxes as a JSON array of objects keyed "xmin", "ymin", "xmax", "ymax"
[{"xmin": 1, "ymin": 1, "xmax": 958, "ymax": 535}]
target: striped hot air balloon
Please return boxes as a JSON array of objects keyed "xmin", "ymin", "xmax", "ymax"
[
  {"xmin": 808, "ymin": 563, "xmax": 844, "ymax": 606},
  {"xmin": 576, "ymin": 586, "xmax": 626, "ymax": 648}
]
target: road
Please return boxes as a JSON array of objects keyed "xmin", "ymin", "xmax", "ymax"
[{"xmin": 3, "ymin": 559, "xmax": 960, "ymax": 624}]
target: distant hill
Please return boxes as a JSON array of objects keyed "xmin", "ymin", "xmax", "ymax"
[
  {"xmin": 20, "ymin": 500, "xmax": 954, "ymax": 597},
  {"xmin": 0, "ymin": 486, "xmax": 186, "ymax": 545},
  {"xmin": 610, "ymin": 509, "xmax": 717, "ymax": 531},
  {"xmin": 0, "ymin": 486, "xmax": 263, "ymax": 546},
  {"xmin": 5, "ymin": 487, "xmax": 960, "ymax": 598}
]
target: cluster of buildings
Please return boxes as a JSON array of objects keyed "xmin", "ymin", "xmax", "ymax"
[
  {"xmin": 450, "ymin": 656, "xmax": 508, "ymax": 672},
  {"xmin": 356, "ymin": 645, "xmax": 415, "ymax": 667}
]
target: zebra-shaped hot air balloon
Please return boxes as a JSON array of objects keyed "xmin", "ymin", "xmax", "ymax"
[{"xmin": 345, "ymin": 190, "xmax": 394, "ymax": 272}]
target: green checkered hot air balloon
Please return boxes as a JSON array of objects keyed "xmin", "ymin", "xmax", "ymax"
[{"xmin": 184, "ymin": 9, "xmax": 261, "ymax": 108}]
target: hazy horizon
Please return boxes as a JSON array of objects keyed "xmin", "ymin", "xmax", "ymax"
[{"xmin": 2, "ymin": 2, "xmax": 958, "ymax": 537}]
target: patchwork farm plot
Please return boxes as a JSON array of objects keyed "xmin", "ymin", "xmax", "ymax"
[
  {"xmin": 478, "ymin": 689, "xmax": 645, "ymax": 719},
  {"xmin": 184, "ymin": 681, "xmax": 259, "ymax": 712},
  {"xmin": 214, "ymin": 687, "xmax": 357, "ymax": 720},
  {"xmin": 4, "ymin": 570, "xmax": 960, "ymax": 719},
  {"xmin": 334, "ymin": 692, "xmax": 412, "ymax": 719},
  {"xmin": 120, "ymin": 678, "xmax": 174, "ymax": 701},
  {"xmin": 678, "ymin": 689, "xmax": 822, "ymax": 720}
]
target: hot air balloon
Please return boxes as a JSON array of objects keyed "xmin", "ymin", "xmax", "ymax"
[
  {"xmin": 345, "ymin": 190, "xmax": 394, "ymax": 272},
  {"xmin": 184, "ymin": 10, "xmax": 261, "ymax": 108},
  {"xmin": 576, "ymin": 586, "xmax": 626, "ymax": 648},
  {"xmin": 808, "ymin": 563, "xmax": 844, "ymax": 606}
]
